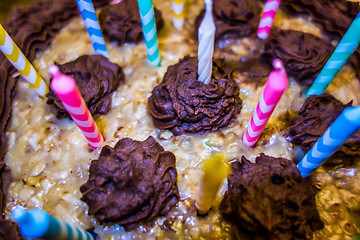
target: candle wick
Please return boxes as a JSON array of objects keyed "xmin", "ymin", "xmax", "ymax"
[
  {"xmin": 48, "ymin": 65, "xmax": 61, "ymax": 78},
  {"xmin": 273, "ymin": 59, "xmax": 285, "ymax": 72}
]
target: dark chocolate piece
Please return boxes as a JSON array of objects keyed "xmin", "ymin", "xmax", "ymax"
[
  {"xmin": 263, "ymin": 29, "xmax": 335, "ymax": 86},
  {"xmin": 99, "ymin": 0, "xmax": 164, "ymax": 46},
  {"xmin": 194, "ymin": 0, "xmax": 260, "ymax": 41},
  {"xmin": 46, "ymin": 55, "xmax": 125, "ymax": 119},
  {"xmin": 289, "ymin": 94, "xmax": 360, "ymax": 165},
  {"xmin": 220, "ymin": 154, "xmax": 324, "ymax": 239},
  {"xmin": 0, "ymin": 220, "xmax": 25, "ymax": 240},
  {"xmin": 80, "ymin": 136, "xmax": 179, "ymax": 231},
  {"xmin": 148, "ymin": 56, "xmax": 242, "ymax": 135}
]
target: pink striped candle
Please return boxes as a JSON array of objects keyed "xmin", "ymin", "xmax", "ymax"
[
  {"xmin": 243, "ymin": 59, "xmax": 288, "ymax": 147},
  {"xmin": 48, "ymin": 65, "xmax": 104, "ymax": 150},
  {"xmin": 257, "ymin": 0, "xmax": 281, "ymax": 40}
]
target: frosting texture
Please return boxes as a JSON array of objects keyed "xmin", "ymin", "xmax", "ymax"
[
  {"xmin": 289, "ymin": 94, "xmax": 360, "ymax": 165},
  {"xmin": 99, "ymin": 0, "xmax": 164, "ymax": 46},
  {"xmin": 80, "ymin": 136, "xmax": 179, "ymax": 231},
  {"xmin": 46, "ymin": 55, "xmax": 125, "ymax": 119},
  {"xmin": 220, "ymin": 154, "xmax": 324, "ymax": 239},
  {"xmin": 194, "ymin": 0, "xmax": 260, "ymax": 41},
  {"xmin": 148, "ymin": 56, "xmax": 242, "ymax": 135},
  {"xmin": 263, "ymin": 29, "xmax": 334, "ymax": 86},
  {"xmin": 0, "ymin": 220, "xmax": 24, "ymax": 240}
]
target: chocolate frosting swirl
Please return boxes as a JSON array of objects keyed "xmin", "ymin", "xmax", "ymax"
[
  {"xmin": 99, "ymin": 0, "xmax": 164, "ymax": 46},
  {"xmin": 263, "ymin": 29, "xmax": 334, "ymax": 86},
  {"xmin": 3, "ymin": 0, "xmax": 79, "ymax": 61},
  {"xmin": 220, "ymin": 154, "xmax": 324, "ymax": 239},
  {"xmin": 80, "ymin": 136, "xmax": 179, "ymax": 231},
  {"xmin": 0, "ymin": 220, "xmax": 25, "ymax": 240},
  {"xmin": 281, "ymin": 0, "xmax": 360, "ymax": 41},
  {"xmin": 194, "ymin": 0, "xmax": 260, "ymax": 41},
  {"xmin": 289, "ymin": 94, "xmax": 360, "ymax": 165},
  {"xmin": 148, "ymin": 56, "xmax": 242, "ymax": 135},
  {"xmin": 46, "ymin": 55, "xmax": 125, "ymax": 119}
]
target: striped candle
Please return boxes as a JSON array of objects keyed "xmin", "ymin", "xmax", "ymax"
[
  {"xmin": 257, "ymin": 0, "xmax": 281, "ymax": 40},
  {"xmin": 12, "ymin": 207, "xmax": 94, "ymax": 240},
  {"xmin": 243, "ymin": 59, "xmax": 288, "ymax": 147},
  {"xmin": 197, "ymin": 0, "xmax": 215, "ymax": 84},
  {"xmin": 0, "ymin": 24, "xmax": 48, "ymax": 97},
  {"xmin": 297, "ymin": 106, "xmax": 360, "ymax": 177},
  {"xmin": 306, "ymin": 12, "xmax": 360, "ymax": 97},
  {"xmin": 172, "ymin": 0, "xmax": 185, "ymax": 30},
  {"xmin": 76, "ymin": 0, "xmax": 109, "ymax": 58},
  {"xmin": 48, "ymin": 65, "xmax": 104, "ymax": 150},
  {"xmin": 195, "ymin": 152, "xmax": 231, "ymax": 215},
  {"xmin": 137, "ymin": 0, "xmax": 161, "ymax": 66}
]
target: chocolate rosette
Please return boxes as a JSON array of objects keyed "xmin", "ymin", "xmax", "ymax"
[
  {"xmin": 99, "ymin": 0, "xmax": 164, "ymax": 46},
  {"xmin": 3, "ymin": 0, "xmax": 80, "ymax": 61},
  {"xmin": 281, "ymin": 0, "xmax": 360, "ymax": 41},
  {"xmin": 80, "ymin": 136, "xmax": 179, "ymax": 231},
  {"xmin": 47, "ymin": 55, "xmax": 125, "ymax": 119},
  {"xmin": 289, "ymin": 94, "xmax": 360, "ymax": 165},
  {"xmin": 220, "ymin": 154, "xmax": 324, "ymax": 239},
  {"xmin": 148, "ymin": 56, "xmax": 242, "ymax": 135},
  {"xmin": 263, "ymin": 29, "xmax": 334, "ymax": 86},
  {"xmin": 0, "ymin": 220, "xmax": 25, "ymax": 240},
  {"xmin": 195, "ymin": 0, "xmax": 260, "ymax": 41}
]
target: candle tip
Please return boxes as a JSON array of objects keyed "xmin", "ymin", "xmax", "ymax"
[
  {"xmin": 48, "ymin": 65, "xmax": 61, "ymax": 78},
  {"xmin": 273, "ymin": 59, "xmax": 285, "ymax": 72}
]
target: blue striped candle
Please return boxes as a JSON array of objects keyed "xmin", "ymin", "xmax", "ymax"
[
  {"xmin": 12, "ymin": 208, "xmax": 94, "ymax": 240},
  {"xmin": 137, "ymin": 0, "xmax": 161, "ymax": 66},
  {"xmin": 76, "ymin": 0, "xmax": 109, "ymax": 58},
  {"xmin": 306, "ymin": 12, "xmax": 360, "ymax": 97},
  {"xmin": 297, "ymin": 106, "xmax": 360, "ymax": 177}
]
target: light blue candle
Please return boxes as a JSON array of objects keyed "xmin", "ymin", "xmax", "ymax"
[
  {"xmin": 12, "ymin": 208, "xmax": 94, "ymax": 240},
  {"xmin": 297, "ymin": 106, "xmax": 360, "ymax": 177},
  {"xmin": 76, "ymin": 0, "xmax": 109, "ymax": 58},
  {"xmin": 137, "ymin": 0, "xmax": 161, "ymax": 66},
  {"xmin": 306, "ymin": 12, "xmax": 360, "ymax": 97}
]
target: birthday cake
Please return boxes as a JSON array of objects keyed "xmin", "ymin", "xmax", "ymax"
[{"xmin": 0, "ymin": 0, "xmax": 360, "ymax": 239}]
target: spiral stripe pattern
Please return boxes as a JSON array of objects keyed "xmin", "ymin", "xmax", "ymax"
[
  {"xmin": 12, "ymin": 208, "xmax": 94, "ymax": 240},
  {"xmin": 76, "ymin": 0, "xmax": 109, "ymax": 58},
  {"xmin": 0, "ymin": 25, "xmax": 48, "ymax": 97},
  {"xmin": 257, "ymin": 0, "xmax": 281, "ymax": 40},
  {"xmin": 306, "ymin": 13, "xmax": 360, "ymax": 97},
  {"xmin": 138, "ymin": 0, "xmax": 161, "ymax": 66},
  {"xmin": 243, "ymin": 59, "xmax": 288, "ymax": 147},
  {"xmin": 197, "ymin": 0, "xmax": 215, "ymax": 84},
  {"xmin": 49, "ymin": 66, "xmax": 104, "ymax": 150},
  {"xmin": 172, "ymin": 0, "xmax": 185, "ymax": 30},
  {"xmin": 297, "ymin": 106, "xmax": 360, "ymax": 177}
]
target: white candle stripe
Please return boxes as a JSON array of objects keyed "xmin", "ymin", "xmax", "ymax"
[
  {"xmin": 172, "ymin": 2, "xmax": 184, "ymax": 14},
  {"xmin": 335, "ymin": 41, "xmax": 358, "ymax": 53},
  {"xmin": 82, "ymin": 129, "xmax": 100, "ymax": 138},
  {"xmin": 78, "ymin": 0, "xmax": 94, "ymax": 12},
  {"xmin": 172, "ymin": 17, "xmax": 184, "ymax": 29},
  {"xmin": 23, "ymin": 67, "xmax": 37, "ymax": 84},
  {"xmin": 311, "ymin": 142, "xmax": 333, "ymax": 158},
  {"xmin": 140, "ymin": 8, "xmax": 154, "ymax": 26},
  {"xmin": 326, "ymin": 60, "xmax": 346, "ymax": 69},
  {"xmin": 299, "ymin": 155, "xmax": 319, "ymax": 169},
  {"xmin": 242, "ymin": 136, "xmax": 257, "ymax": 146},
  {"xmin": 144, "ymin": 25, "xmax": 156, "ymax": 42},
  {"xmin": 246, "ymin": 123, "xmax": 263, "ymax": 138},
  {"xmin": 252, "ymin": 112, "xmax": 268, "ymax": 127},
  {"xmin": 263, "ymin": 1, "xmax": 279, "ymax": 12},
  {"xmin": 15, "ymin": 51, "xmax": 26, "ymax": 71},
  {"xmin": 95, "ymin": 50, "xmax": 109, "ymax": 58},
  {"xmin": 150, "ymin": 54, "xmax": 161, "ymax": 66},
  {"xmin": 63, "ymin": 102, "xmax": 86, "ymax": 115},
  {"xmin": 37, "ymin": 80, "xmax": 48, "ymax": 96},
  {"xmin": 258, "ymin": 17, "xmax": 274, "ymax": 28},
  {"xmin": 2, "ymin": 34, "xmax": 14, "ymax": 55},
  {"xmin": 84, "ymin": 19, "xmax": 101, "ymax": 30},
  {"xmin": 316, "ymin": 75, "xmax": 333, "ymax": 84},
  {"xmin": 73, "ymin": 117, "xmax": 93, "ymax": 128},
  {"xmin": 259, "ymin": 94, "xmax": 275, "ymax": 113},
  {"xmin": 257, "ymin": 32, "xmax": 268, "ymax": 39},
  {"xmin": 87, "ymin": 139, "xmax": 103, "ymax": 148},
  {"xmin": 90, "ymin": 35, "xmax": 106, "ymax": 45},
  {"xmin": 147, "ymin": 41, "xmax": 159, "ymax": 55},
  {"xmin": 322, "ymin": 129, "xmax": 343, "ymax": 146}
]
